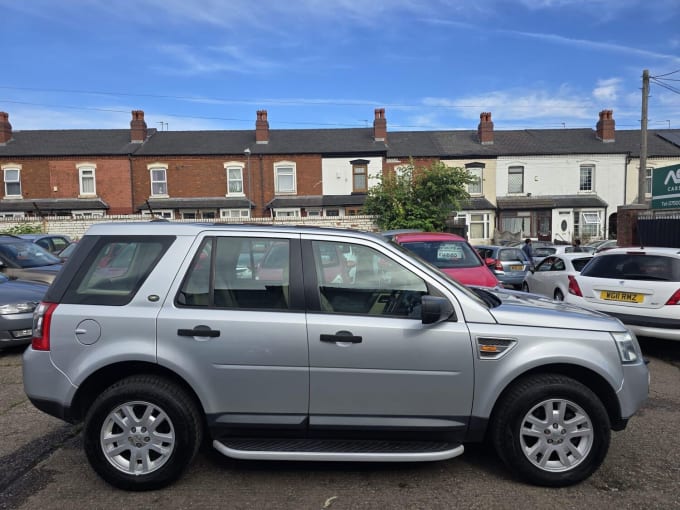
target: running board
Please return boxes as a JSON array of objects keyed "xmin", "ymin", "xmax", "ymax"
[{"xmin": 213, "ymin": 438, "xmax": 464, "ymax": 462}]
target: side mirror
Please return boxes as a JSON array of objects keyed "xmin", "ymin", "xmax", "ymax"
[{"xmin": 421, "ymin": 295, "xmax": 455, "ymax": 325}]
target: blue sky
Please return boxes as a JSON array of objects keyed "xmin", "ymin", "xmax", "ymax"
[{"xmin": 1, "ymin": 0, "xmax": 679, "ymax": 133}]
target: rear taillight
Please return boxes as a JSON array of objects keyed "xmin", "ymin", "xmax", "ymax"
[
  {"xmin": 666, "ymin": 289, "xmax": 680, "ymax": 305},
  {"xmin": 32, "ymin": 302, "xmax": 58, "ymax": 351},
  {"xmin": 494, "ymin": 260, "xmax": 503, "ymax": 271},
  {"xmin": 568, "ymin": 275, "xmax": 583, "ymax": 297}
]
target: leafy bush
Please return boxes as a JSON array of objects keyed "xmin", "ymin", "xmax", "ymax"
[{"xmin": 1, "ymin": 224, "xmax": 42, "ymax": 235}]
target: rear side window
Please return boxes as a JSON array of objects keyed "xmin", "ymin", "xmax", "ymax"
[
  {"xmin": 177, "ymin": 237, "xmax": 291, "ymax": 310},
  {"xmin": 62, "ymin": 236, "xmax": 175, "ymax": 305},
  {"xmin": 571, "ymin": 257, "xmax": 592, "ymax": 272},
  {"xmin": 581, "ymin": 254, "xmax": 680, "ymax": 281}
]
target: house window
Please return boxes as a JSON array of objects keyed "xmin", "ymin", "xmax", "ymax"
[
  {"xmin": 149, "ymin": 166, "xmax": 168, "ymax": 196},
  {"xmin": 72, "ymin": 210, "xmax": 105, "ymax": 218},
  {"xmin": 220, "ymin": 208, "xmax": 250, "ymax": 219},
  {"xmin": 574, "ymin": 210, "xmax": 602, "ymax": 240},
  {"xmin": 274, "ymin": 208, "xmax": 300, "ymax": 217},
  {"xmin": 3, "ymin": 168, "xmax": 21, "ymax": 197},
  {"xmin": 306, "ymin": 208, "xmax": 322, "ymax": 217},
  {"xmin": 468, "ymin": 213, "xmax": 490, "ymax": 239},
  {"xmin": 325, "ymin": 209, "xmax": 340, "ymax": 217},
  {"xmin": 579, "ymin": 165, "xmax": 594, "ymax": 192},
  {"xmin": 225, "ymin": 164, "xmax": 244, "ymax": 195},
  {"xmin": 508, "ymin": 166, "xmax": 524, "ymax": 193},
  {"xmin": 0, "ymin": 212, "xmax": 24, "ymax": 218},
  {"xmin": 346, "ymin": 207, "xmax": 363, "ymax": 216},
  {"xmin": 467, "ymin": 167, "xmax": 483, "ymax": 195},
  {"xmin": 141, "ymin": 209, "xmax": 173, "ymax": 219},
  {"xmin": 352, "ymin": 164, "xmax": 367, "ymax": 192},
  {"xmin": 646, "ymin": 167, "xmax": 653, "ymax": 195},
  {"xmin": 274, "ymin": 163, "xmax": 296, "ymax": 194},
  {"xmin": 78, "ymin": 166, "xmax": 96, "ymax": 196}
]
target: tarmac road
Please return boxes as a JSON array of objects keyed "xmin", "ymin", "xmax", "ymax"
[{"xmin": 1, "ymin": 337, "xmax": 678, "ymax": 510}]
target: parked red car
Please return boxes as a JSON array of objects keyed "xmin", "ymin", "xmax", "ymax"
[{"xmin": 392, "ymin": 232, "xmax": 500, "ymax": 287}]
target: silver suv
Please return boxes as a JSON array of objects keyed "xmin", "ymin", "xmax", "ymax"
[{"xmin": 23, "ymin": 222, "xmax": 648, "ymax": 490}]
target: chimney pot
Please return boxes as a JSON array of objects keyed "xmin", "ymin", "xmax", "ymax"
[
  {"xmin": 0, "ymin": 112, "xmax": 12, "ymax": 144},
  {"xmin": 130, "ymin": 110, "xmax": 148, "ymax": 143},
  {"xmin": 477, "ymin": 112, "xmax": 494, "ymax": 145},
  {"xmin": 256, "ymin": 109, "xmax": 269, "ymax": 144},
  {"xmin": 373, "ymin": 108, "xmax": 387, "ymax": 142},
  {"xmin": 596, "ymin": 109, "xmax": 615, "ymax": 142}
]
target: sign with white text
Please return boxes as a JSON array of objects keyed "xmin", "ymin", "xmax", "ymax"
[{"xmin": 652, "ymin": 164, "xmax": 680, "ymax": 210}]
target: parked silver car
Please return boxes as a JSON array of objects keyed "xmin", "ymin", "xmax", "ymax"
[{"xmin": 24, "ymin": 223, "xmax": 648, "ymax": 490}]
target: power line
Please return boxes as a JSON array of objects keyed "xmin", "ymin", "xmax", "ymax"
[{"xmin": 652, "ymin": 69, "xmax": 680, "ymax": 78}]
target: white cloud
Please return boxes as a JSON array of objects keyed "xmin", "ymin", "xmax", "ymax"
[{"xmin": 593, "ymin": 78, "xmax": 621, "ymax": 102}]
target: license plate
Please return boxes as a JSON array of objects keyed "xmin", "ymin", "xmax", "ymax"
[
  {"xmin": 600, "ymin": 291, "xmax": 643, "ymax": 303},
  {"xmin": 510, "ymin": 265, "xmax": 523, "ymax": 271}
]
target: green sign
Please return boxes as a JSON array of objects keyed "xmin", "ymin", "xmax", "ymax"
[{"xmin": 652, "ymin": 163, "xmax": 680, "ymax": 210}]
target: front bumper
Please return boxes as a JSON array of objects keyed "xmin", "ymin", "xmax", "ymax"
[{"xmin": 617, "ymin": 360, "xmax": 650, "ymax": 421}]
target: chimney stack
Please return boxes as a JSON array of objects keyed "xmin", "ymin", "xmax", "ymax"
[
  {"xmin": 130, "ymin": 110, "xmax": 148, "ymax": 143},
  {"xmin": 477, "ymin": 112, "xmax": 494, "ymax": 145},
  {"xmin": 373, "ymin": 108, "xmax": 387, "ymax": 142},
  {"xmin": 0, "ymin": 112, "xmax": 12, "ymax": 144},
  {"xmin": 256, "ymin": 110, "xmax": 269, "ymax": 144},
  {"xmin": 596, "ymin": 109, "xmax": 615, "ymax": 142}
]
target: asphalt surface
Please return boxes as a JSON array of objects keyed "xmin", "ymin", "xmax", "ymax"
[{"xmin": 1, "ymin": 337, "xmax": 679, "ymax": 510}]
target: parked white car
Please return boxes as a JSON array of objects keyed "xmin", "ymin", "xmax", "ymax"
[
  {"xmin": 566, "ymin": 247, "xmax": 680, "ymax": 341},
  {"xmin": 522, "ymin": 252, "xmax": 593, "ymax": 301}
]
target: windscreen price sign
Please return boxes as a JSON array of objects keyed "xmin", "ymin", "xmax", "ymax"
[{"xmin": 652, "ymin": 164, "xmax": 680, "ymax": 210}]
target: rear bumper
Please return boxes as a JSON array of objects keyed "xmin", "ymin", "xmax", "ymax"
[{"xmin": 22, "ymin": 348, "xmax": 77, "ymax": 422}]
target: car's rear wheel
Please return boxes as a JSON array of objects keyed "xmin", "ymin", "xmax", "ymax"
[
  {"xmin": 84, "ymin": 375, "xmax": 203, "ymax": 491},
  {"xmin": 490, "ymin": 374, "xmax": 610, "ymax": 486},
  {"xmin": 521, "ymin": 282, "xmax": 530, "ymax": 292},
  {"xmin": 554, "ymin": 289, "xmax": 564, "ymax": 301}
]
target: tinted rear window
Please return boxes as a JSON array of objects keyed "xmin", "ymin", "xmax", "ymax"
[
  {"xmin": 581, "ymin": 254, "xmax": 680, "ymax": 281},
  {"xmin": 61, "ymin": 236, "xmax": 175, "ymax": 305}
]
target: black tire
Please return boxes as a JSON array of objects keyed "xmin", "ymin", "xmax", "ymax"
[
  {"xmin": 490, "ymin": 374, "xmax": 610, "ymax": 487},
  {"xmin": 521, "ymin": 282, "xmax": 529, "ymax": 292},
  {"xmin": 554, "ymin": 289, "xmax": 564, "ymax": 301},
  {"xmin": 84, "ymin": 375, "xmax": 203, "ymax": 491}
]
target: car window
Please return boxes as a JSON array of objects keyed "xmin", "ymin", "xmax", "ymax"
[
  {"xmin": 581, "ymin": 254, "xmax": 680, "ymax": 281},
  {"xmin": 533, "ymin": 247, "xmax": 556, "ymax": 258},
  {"xmin": 62, "ymin": 236, "xmax": 175, "ymax": 306},
  {"xmin": 536, "ymin": 256, "xmax": 555, "ymax": 272},
  {"xmin": 0, "ymin": 241, "xmax": 61, "ymax": 268},
  {"xmin": 313, "ymin": 240, "xmax": 428, "ymax": 318},
  {"xmin": 178, "ymin": 237, "xmax": 290, "ymax": 310},
  {"xmin": 571, "ymin": 256, "xmax": 593, "ymax": 272},
  {"xmin": 499, "ymin": 249, "xmax": 523, "ymax": 262},
  {"xmin": 551, "ymin": 259, "xmax": 566, "ymax": 271},
  {"xmin": 400, "ymin": 240, "xmax": 482, "ymax": 269}
]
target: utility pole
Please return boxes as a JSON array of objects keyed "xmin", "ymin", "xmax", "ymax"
[{"xmin": 638, "ymin": 69, "xmax": 649, "ymax": 205}]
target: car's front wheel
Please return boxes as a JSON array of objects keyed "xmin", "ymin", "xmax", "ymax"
[
  {"xmin": 84, "ymin": 375, "xmax": 203, "ymax": 491},
  {"xmin": 490, "ymin": 374, "xmax": 610, "ymax": 486}
]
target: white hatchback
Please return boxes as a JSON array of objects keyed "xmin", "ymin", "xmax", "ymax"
[
  {"xmin": 522, "ymin": 252, "xmax": 593, "ymax": 301},
  {"xmin": 566, "ymin": 247, "xmax": 680, "ymax": 341}
]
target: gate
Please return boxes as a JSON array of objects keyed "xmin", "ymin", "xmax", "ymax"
[{"xmin": 637, "ymin": 213, "xmax": 680, "ymax": 248}]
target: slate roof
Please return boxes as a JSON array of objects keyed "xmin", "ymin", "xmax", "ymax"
[
  {"xmin": 0, "ymin": 198, "xmax": 108, "ymax": 212},
  {"xmin": 496, "ymin": 194, "xmax": 608, "ymax": 210},
  {"xmin": 266, "ymin": 194, "xmax": 367, "ymax": 209},
  {"xmin": 0, "ymin": 130, "xmax": 151, "ymax": 157},
  {"xmin": 138, "ymin": 197, "xmax": 253, "ymax": 211}
]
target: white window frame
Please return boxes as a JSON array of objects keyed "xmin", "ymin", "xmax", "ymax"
[
  {"xmin": 224, "ymin": 162, "xmax": 245, "ymax": 196},
  {"xmin": 467, "ymin": 167, "xmax": 483, "ymax": 195},
  {"xmin": 220, "ymin": 208, "xmax": 250, "ymax": 219},
  {"xmin": 77, "ymin": 164, "xmax": 97, "ymax": 196},
  {"xmin": 148, "ymin": 163, "xmax": 169, "ymax": 197},
  {"xmin": 645, "ymin": 167, "xmax": 653, "ymax": 196},
  {"xmin": 2, "ymin": 165, "xmax": 22, "ymax": 198},
  {"xmin": 508, "ymin": 166, "xmax": 524, "ymax": 194},
  {"xmin": 274, "ymin": 161, "xmax": 296, "ymax": 194},
  {"xmin": 306, "ymin": 208, "xmax": 322, "ymax": 217},
  {"xmin": 0, "ymin": 211, "xmax": 24, "ymax": 218},
  {"xmin": 579, "ymin": 165, "xmax": 595, "ymax": 192},
  {"xmin": 467, "ymin": 212, "xmax": 490, "ymax": 240},
  {"xmin": 72, "ymin": 210, "xmax": 105, "ymax": 218},
  {"xmin": 141, "ymin": 209, "xmax": 173, "ymax": 219},
  {"xmin": 273, "ymin": 208, "xmax": 300, "ymax": 218},
  {"xmin": 324, "ymin": 208, "xmax": 341, "ymax": 217}
]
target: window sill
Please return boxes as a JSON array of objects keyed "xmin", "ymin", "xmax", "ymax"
[{"xmin": 2, "ymin": 195, "xmax": 23, "ymax": 200}]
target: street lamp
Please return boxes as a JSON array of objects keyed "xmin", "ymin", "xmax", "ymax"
[{"xmin": 243, "ymin": 148, "xmax": 252, "ymax": 216}]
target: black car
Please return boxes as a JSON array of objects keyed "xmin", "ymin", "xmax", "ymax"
[
  {"xmin": 0, "ymin": 237, "xmax": 63, "ymax": 284},
  {"xmin": 0, "ymin": 273, "xmax": 48, "ymax": 349}
]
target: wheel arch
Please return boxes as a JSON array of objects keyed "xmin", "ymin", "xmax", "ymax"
[
  {"xmin": 70, "ymin": 361, "xmax": 206, "ymax": 425},
  {"xmin": 472, "ymin": 363, "xmax": 624, "ymax": 442}
]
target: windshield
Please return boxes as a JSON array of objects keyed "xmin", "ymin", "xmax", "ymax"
[
  {"xmin": 389, "ymin": 240, "xmax": 490, "ymax": 306},
  {"xmin": 0, "ymin": 241, "xmax": 62, "ymax": 268}
]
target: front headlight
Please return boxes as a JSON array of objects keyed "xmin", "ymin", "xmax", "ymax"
[
  {"xmin": 0, "ymin": 302, "xmax": 38, "ymax": 315},
  {"xmin": 612, "ymin": 331, "xmax": 641, "ymax": 364}
]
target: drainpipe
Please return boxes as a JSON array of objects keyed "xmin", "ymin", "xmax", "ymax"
[
  {"xmin": 129, "ymin": 155, "xmax": 135, "ymax": 215},
  {"xmin": 259, "ymin": 154, "xmax": 265, "ymax": 218}
]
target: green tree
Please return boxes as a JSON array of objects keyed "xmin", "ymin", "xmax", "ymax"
[{"xmin": 363, "ymin": 159, "xmax": 473, "ymax": 231}]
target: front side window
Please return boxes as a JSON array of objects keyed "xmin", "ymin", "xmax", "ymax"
[
  {"xmin": 508, "ymin": 166, "xmax": 524, "ymax": 193},
  {"xmin": 312, "ymin": 240, "xmax": 428, "ymax": 317},
  {"xmin": 275, "ymin": 163, "xmax": 296, "ymax": 194},
  {"xmin": 3, "ymin": 168, "xmax": 21, "ymax": 197},
  {"xmin": 150, "ymin": 167, "xmax": 168, "ymax": 196},
  {"xmin": 79, "ymin": 166, "xmax": 96, "ymax": 195},
  {"xmin": 580, "ymin": 165, "xmax": 594, "ymax": 192},
  {"xmin": 226, "ymin": 165, "xmax": 244, "ymax": 195},
  {"xmin": 467, "ymin": 167, "xmax": 483, "ymax": 195},
  {"xmin": 178, "ymin": 237, "xmax": 290, "ymax": 310}
]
